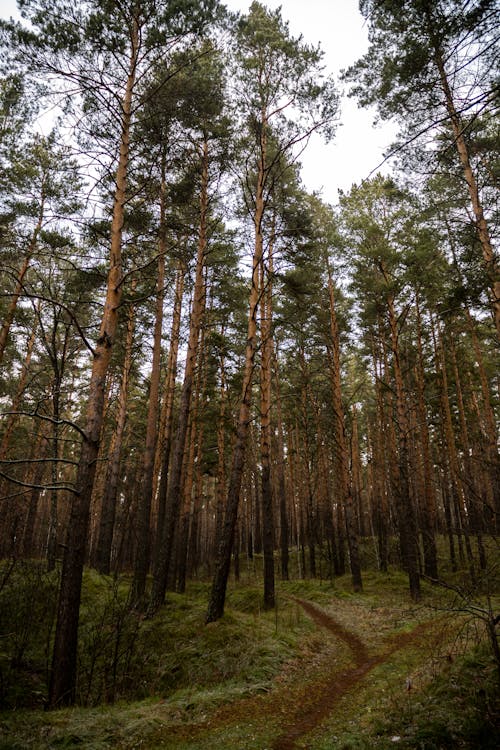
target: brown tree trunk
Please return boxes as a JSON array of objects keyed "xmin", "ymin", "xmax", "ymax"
[
  {"xmin": 213, "ymin": 347, "xmax": 227, "ymax": 559},
  {"xmin": 432, "ymin": 316, "xmax": 475, "ymax": 582},
  {"xmin": 206, "ymin": 113, "xmax": 267, "ymax": 622},
  {"xmin": 351, "ymin": 404, "xmax": 365, "ymax": 537},
  {"xmin": 130, "ymin": 161, "xmax": 167, "ymax": 605},
  {"xmin": 450, "ymin": 335, "xmax": 487, "ymax": 570},
  {"xmin": 415, "ymin": 293, "xmax": 438, "ymax": 580},
  {"xmin": 326, "ymin": 260, "xmax": 362, "ymax": 591},
  {"xmin": 0, "ymin": 194, "xmax": 44, "ymax": 365},
  {"xmin": 0, "ymin": 306, "xmax": 38, "ymax": 460},
  {"xmin": 428, "ymin": 28, "xmax": 500, "ymax": 337},
  {"xmin": 464, "ymin": 307, "xmax": 500, "ymax": 530},
  {"xmin": 273, "ymin": 355, "xmax": 289, "ymax": 581},
  {"xmin": 260, "ymin": 226, "xmax": 275, "ymax": 609},
  {"xmin": 94, "ymin": 278, "xmax": 137, "ymax": 574},
  {"xmin": 299, "ymin": 365, "xmax": 316, "ymax": 578},
  {"xmin": 386, "ymin": 291, "xmax": 420, "ymax": 601},
  {"xmin": 150, "ymin": 139, "xmax": 209, "ymax": 614},
  {"xmin": 177, "ymin": 323, "xmax": 206, "ymax": 593},
  {"xmin": 153, "ymin": 261, "xmax": 185, "ymax": 566},
  {"xmin": 21, "ymin": 430, "xmax": 49, "ymax": 558},
  {"xmin": 48, "ymin": 18, "xmax": 138, "ymax": 707}
]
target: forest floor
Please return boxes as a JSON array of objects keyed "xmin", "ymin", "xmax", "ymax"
[
  {"xmin": 1, "ymin": 567, "xmax": 499, "ymax": 749},
  {"xmin": 157, "ymin": 594, "xmax": 453, "ymax": 750}
]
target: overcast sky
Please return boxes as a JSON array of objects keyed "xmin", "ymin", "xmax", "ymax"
[
  {"xmin": 1, "ymin": 0, "xmax": 398, "ymax": 204},
  {"xmin": 223, "ymin": 0, "xmax": 398, "ymax": 203}
]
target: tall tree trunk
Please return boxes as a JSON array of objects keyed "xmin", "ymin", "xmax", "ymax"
[
  {"xmin": 326, "ymin": 259, "xmax": 362, "ymax": 591},
  {"xmin": 130, "ymin": 160, "xmax": 167, "ymax": 605},
  {"xmin": 351, "ymin": 404, "xmax": 365, "ymax": 537},
  {"xmin": 22, "ymin": 430, "xmax": 49, "ymax": 558},
  {"xmin": 260, "ymin": 224, "xmax": 275, "ymax": 609},
  {"xmin": 0, "ymin": 192, "xmax": 45, "ymax": 364},
  {"xmin": 432, "ymin": 315, "xmax": 475, "ymax": 582},
  {"xmin": 46, "ymin": 375, "xmax": 61, "ymax": 572},
  {"xmin": 0, "ymin": 306, "xmax": 38, "ymax": 460},
  {"xmin": 150, "ymin": 139, "xmax": 209, "ymax": 614},
  {"xmin": 450, "ymin": 335, "xmax": 487, "ymax": 570},
  {"xmin": 206, "ymin": 112, "xmax": 267, "ymax": 622},
  {"xmin": 48, "ymin": 18, "xmax": 138, "ymax": 707},
  {"xmin": 273, "ymin": 355, "xmax": 289, "ymax": 581},
  {"xmin": 299, "ymin": 366, "xmax": 316, "ymax": 578},
  {"xmin": 94, "ymin": 278, "xmax": 137, "ymax": 574},
  {"xmin": 415, "ymin": 293, "xmax": 438, "ymax": 580},
  {"xmin": 463, "ymin": 307, "xmax": 500, "ymax": 530},
  {"xmin": 386, "ymin": 291, "xmax": 420, "ymax": 601},
  {"xmin": 427, "ymin": 23, "xmax": 500, "ymax": 336},
  {"xmin": 177, "ymin": 323, "xmax": 206, "ymax": 593},
  {"xmin": 153, "ymin": 261, "xmax": 185, "ymax": 566},
  {"xmin": 213, "ymin": 347, "xmax": 227, "ymax": 559}
]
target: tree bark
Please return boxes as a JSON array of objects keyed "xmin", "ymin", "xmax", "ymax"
[
  {"xmin": 130, "ymin": 160, "xmax": 167, "ymax": 605},
  {"xmin": 427, "ymin": 23, "xmax": 500, "ymax": 337},
  {"xmin": 260, "ymin": 224, "xmax": 275, "ymax": 609},
  {"xmin": 415, "ymin": 293, "xmax": 438, "ymax": 580},
  {"xmin": 150, "ymin": 139, "xmax": 209, "ymax": 614},
  {"xmin": 386, "ymin": 291, "xmax": 420, "ymax": 601},
  {"xmin": 206, "ymin": 114, "xmax": 267, "ymax": 622},
  {"xmin": 48, "ymin": 17, "xmax": 138, "ymax": 707},
  {"xmin": 94, "ymin": 278, "xmax": 137, "ymax": 575},
  {"xmin": 273, "ymin": 355, "xmax": 289, "ymax": 581},
  {"xmin": 326, "ymin": 259, "xmax": 362, "ymax": 591},
  {"xmin": 153, "ymin": 261, "xmax": 185, "ymax": 567}
]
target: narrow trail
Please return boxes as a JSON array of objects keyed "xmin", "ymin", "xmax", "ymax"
[
  {"xmin": 293, "ymin": 598, "xmax": 369, "ymax": 665},
  {"xmin": 272, "ymin": 599, "xmax": 436, "ymax": 750},
  {"xmin": 164, "ymin": 598, "xmax": 439, "ymax": 750}
]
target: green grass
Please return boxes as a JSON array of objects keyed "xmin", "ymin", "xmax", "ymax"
[{"xmin": 1, "ymin": 545, "xmax": 499, "ymax": 750}]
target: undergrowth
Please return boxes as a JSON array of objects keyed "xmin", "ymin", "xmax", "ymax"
[
  {"xmin": 359, "ymin": 645, "xmax": 500, "ymax": 749},
  {"xmin": 0, "ymin": 546, "xmax": 498, "ymax": 749}
]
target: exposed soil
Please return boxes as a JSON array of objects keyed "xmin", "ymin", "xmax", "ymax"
[
  {"xmin": 165, "ymin": 597, "xmax": 441, "ymax": 750},
  {"xmin": 272, "ymin": 599, "xmax": 437, "ymax": 750}
]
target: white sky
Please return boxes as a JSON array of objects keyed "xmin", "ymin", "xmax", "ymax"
[
  {"xmin": 1, "ymin": 0, "xmax": 398, "ymax": 204},
  {"xmin": 223, "ymin": 0, "xmax": 398, "ymax": 203}
]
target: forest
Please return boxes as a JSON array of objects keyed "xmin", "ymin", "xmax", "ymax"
[{"xmin": 0, "ymin": 0, "xmax": 499, "ymax": 747}]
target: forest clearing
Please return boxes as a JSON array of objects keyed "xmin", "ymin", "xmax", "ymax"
[{"xmin": 0, "ymin": 0, "xmax": 499, "ymax": 746}]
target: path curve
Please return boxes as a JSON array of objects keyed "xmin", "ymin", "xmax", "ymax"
[
  {"xmin": 293, "ymin": 598, "xmax": 369, "ymax": 665},
  {"xmin": 162, "ymin": 599, "xmax": 439, "ymax": 750},
  {"xmin": 272, "ymin": 599, "xmax": 436, "ymax": 750}
]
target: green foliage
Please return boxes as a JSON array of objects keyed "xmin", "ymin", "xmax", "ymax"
[
  {"xmin": 0, "ymin": 560, "xmax": 60, "ymax": 708},
  {"xmin": 0, "ymin": 570, "xmax": 499, "ymax": 748},
  {"xmin": 365, "ymin": 646, "xmax": 500, "ymax": 749}
]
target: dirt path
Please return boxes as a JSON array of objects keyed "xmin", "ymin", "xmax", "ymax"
[
  {"xmin": 164, "ymin": 598, "xmax": 439, "ymax": 750},
  {"xmin": 272, "ymin": 599, "xmax": 436, "ymax": 750}
]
